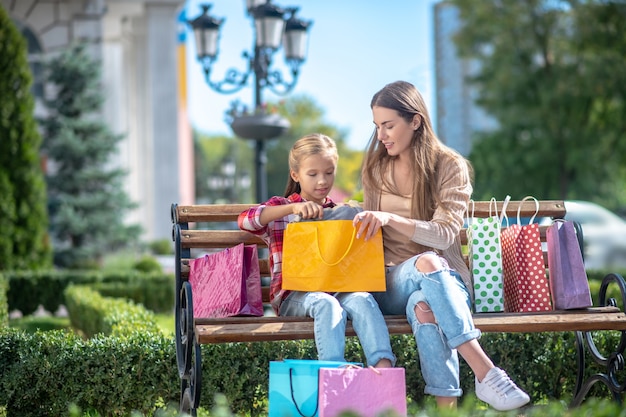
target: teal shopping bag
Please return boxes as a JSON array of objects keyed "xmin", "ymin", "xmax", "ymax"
[{"xmin": 268, "ymin": 359, "xmax": 356, "ymax": 417}]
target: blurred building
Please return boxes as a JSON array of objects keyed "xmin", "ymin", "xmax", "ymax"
[
  {"xmin": 433, "ymin": 1, "xmax": 498, "ymax": 156},
  {"xmin": 1, "ymin": 0, "xmax": 193, "ymax": 242}
]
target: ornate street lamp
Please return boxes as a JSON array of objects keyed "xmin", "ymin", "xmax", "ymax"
[{"xmin": 188, "ymin": 1, "xmax": 312, "ymax": 202}]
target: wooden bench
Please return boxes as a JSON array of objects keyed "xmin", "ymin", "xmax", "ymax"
[{"xmin": 171, "ymin": 200, "xmax": 626, "ymax": 415}]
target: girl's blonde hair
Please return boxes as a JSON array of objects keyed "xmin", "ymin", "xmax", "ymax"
[
  {"xmin": 361, "ymin": 80, "xmax": 472, "ymax": 220},
  {"xmin": 283, "ymin": 133, "xmax": 339, "ymax": 197}
]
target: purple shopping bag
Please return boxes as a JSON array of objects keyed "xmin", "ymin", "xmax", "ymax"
[
  {"xmin": 318, "ymin": 366, "xmax": 407, "ymax": 417},
  {"xmin": 546, "ymin": 220, "xmax": 592, "ymax": 310},
  {"xmin": 189, "ymin": 243, "xmax": 263, "ymax": 318}
]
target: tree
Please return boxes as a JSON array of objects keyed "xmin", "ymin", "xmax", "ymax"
[
  {"xmin": 0, "ymin": 7, "xmax": 51, "ymax": 270},
  {"xmin": 39, "ymin": 44, "xmax": 140, "ymax": 268},
  {"xmin": 265, "ymin": 94, "xmax": 361, "ymax": 200},
  {"xmin": 450, "ymin": 0, "xmax": 626, "ymax": 209},
  {"xmin": 195, "ymin": 95, "xmax": 363, "ymax": 204},
  {"xmin": 194, "ymin": 132, "xmax": 254, "ymax": 204}
]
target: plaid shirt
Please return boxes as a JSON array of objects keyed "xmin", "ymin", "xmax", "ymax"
[{"xmin": 237, "ymin": 193, "xmax": 336, "ymax": 314}]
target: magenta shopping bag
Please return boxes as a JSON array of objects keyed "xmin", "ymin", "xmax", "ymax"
[
  {"xmin": 318, "ymin": 367, "xmax": 407, "ymax": 417},
  {"xmin": 188, "ymin": 243, "xmax": 263, "ymax": 318},
  {"xmin": 546, "ymin": 220, "xmax": 592, "ymax": 310}
]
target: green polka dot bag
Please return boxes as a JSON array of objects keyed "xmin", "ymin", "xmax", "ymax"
[{"xmin": 467, "ymin": 198, "xmax": 504, "ymax": 313}]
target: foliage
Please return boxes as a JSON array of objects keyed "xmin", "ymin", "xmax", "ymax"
[
  {"xmin": 195, "ymin": 95, "xmax": 363, "ymax": 204},
  {"xmin": 450, "ymin": 1, "xmax": 626, "ymax": 209},
  {"xmin": 0, "ymin": 6, "xmax": 52, "ymax": 270},
  {"xmin": 194, "ymin": 133, "xmax": 254, "ymax": 203},
  {"xmin": 1, "ymin": 316, "xmax": 623, "ymax": 415},
  {"xmin": 63, "ymin": 285, "xmax": 161, "ymax": 338},
  {"xmin": 0, "ymin": 327, "xmax": 178, "ymax": 417},
  {"xmin": 6, "ymin": 269, "xmax": 174, "ymax": 316},
  {"xmin": 132, "ymin": 255, "xmax": 163, "ymax": 273},
  {"xmin": 149, "ymin": 239, "xmax": 174, "ymax": 255},
  {"xmin": 266, "ymin": 94, "xmax": 361, "ymax": 200},
  {"xmin": 38, "ymin": 43, "xmax": 141, "ymax": 268}
]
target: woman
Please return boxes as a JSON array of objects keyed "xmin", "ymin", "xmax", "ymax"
[{"xmin": 353, "ymin": 81, "xmax": 529, "ymax": 410}]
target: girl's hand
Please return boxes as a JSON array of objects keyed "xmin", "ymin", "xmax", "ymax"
[
  {"xmin": 353, "ymin": 211, "xmax": 392, "ymax": 240},
  {"xmin": 293, "ymin": 201, "xmax": 325, "ymax": 220}
]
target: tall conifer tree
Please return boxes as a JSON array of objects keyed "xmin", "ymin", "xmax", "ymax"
[
  {"xmin": 39, "ymin": 44, "xmax": 140, "ymax": 268},
  {"xmin": 0, "ymin": 6, "xmax": 51, "ymax": 270}
]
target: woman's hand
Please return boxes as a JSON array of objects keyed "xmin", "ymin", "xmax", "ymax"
[
  {"xmin": 293, "ymin": 201, "xmax": 325, "ymax": 220},
  {"xmin": 353, "ymin": 211, "xmax": 393, "ymax": 240}
]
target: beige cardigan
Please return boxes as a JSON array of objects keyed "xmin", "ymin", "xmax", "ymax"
[{"xmin": 364, "ymin": 152, "xmax": 473, "ymax": 295}]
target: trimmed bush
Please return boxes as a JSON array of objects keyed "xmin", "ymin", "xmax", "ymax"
[
  {"xmin": 6, "ymin": 269, "xmax": 174, "ymax": 315},
  {"xmin": 0, "ymin": 328, "xmax": 178, "ymax": 416}
]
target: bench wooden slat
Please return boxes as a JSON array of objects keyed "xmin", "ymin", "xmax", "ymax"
[
  {"xmin": 175, "ymin": 200, "xmax": 566, "ymax": 225},
  {"xmin": 180, "ymin": 230, "xmax": 266, "ymax": 249},
  {"xmin": 181, "ymin": 258, "xmax": 271, "ymax": 277},
  {"xmin": 175, "ymin": 204, "xmax": 256, "ymax": 222},
  {"xmin": 179, "ymin": 226, "xmax": 552, "ymax": 251},
  {"xmin": 195, "ymin": 307, "xmax": 626, "ymax": 344}
]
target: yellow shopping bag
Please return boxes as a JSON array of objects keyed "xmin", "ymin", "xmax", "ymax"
[{"xmin": 282, "ymin": 220, "xmax": 386, "ymax": 292}]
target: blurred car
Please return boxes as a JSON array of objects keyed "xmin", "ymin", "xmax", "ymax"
[{"xmin": 547, "ymin": 201, "xmax": 626, "ymax": 271}]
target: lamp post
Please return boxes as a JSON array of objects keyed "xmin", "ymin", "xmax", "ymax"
[{"xmin": 188, "ymin": 1, "xmax": 312, "ymax": 202}]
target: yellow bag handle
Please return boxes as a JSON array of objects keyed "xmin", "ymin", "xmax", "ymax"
[{"xmin": 314, "ymin": 223, "xmax": 358, "ymax": 266}]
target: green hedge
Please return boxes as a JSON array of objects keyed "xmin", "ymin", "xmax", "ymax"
[
  {"xmin": 1, "ymin": 273, "xmax": 623, "ymax": 415},
  {"xmin": 0, "ymin": 328, "xmax": 178, "ymax": 416},
  {"xmin": 0, "ymin": 329, "xmax": 621, "ymax": 416},
  {"xmin": 197, "ymin": 330, "xmax": 621, "ymax": 415},
  {"xmin": 63, "ymin": 285, "xmax": 162, "ymax": 338},
  {"xmin": 5, "ymin": 269, "xmax": 174, "ymax": 315},
  {"xmin": 1, "ymin": 285, "xmax": 178, "ymax": 416}
]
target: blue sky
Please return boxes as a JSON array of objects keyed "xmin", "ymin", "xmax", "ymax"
[{"xmin": 183, "ymin": 0, "xmax": 439, "ymax": 150}]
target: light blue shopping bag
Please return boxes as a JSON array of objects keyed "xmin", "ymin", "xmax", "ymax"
[{"xmin": 268, "ymin": 359, "xmax": 358, "ymax": 417}]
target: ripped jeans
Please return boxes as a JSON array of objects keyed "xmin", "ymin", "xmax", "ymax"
[
  {"xmin": 279, "ymin": 291, "xmax": 396, "ymax": 367},
  {"xmin": 373, "ymin": 252, "xmax": 481, "ymax": 397}
]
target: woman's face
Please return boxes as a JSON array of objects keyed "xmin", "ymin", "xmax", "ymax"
[
  {"xmin": 290, "ymin": 153, "xmax": 337, "ymax": 205},
  {"xmin": 372, "ymin": 106, "xmax": 419, "ymax": 158}
]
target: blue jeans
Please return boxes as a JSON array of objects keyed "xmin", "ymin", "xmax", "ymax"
[
  {"xmin": 373, "ymin": 253, "xmax": 481, "ymax": 397},
  {"xmin": 279, "ymin": 291, "xmax": 396, "ymax": 367}
]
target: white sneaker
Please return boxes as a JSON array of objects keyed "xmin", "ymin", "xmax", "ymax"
[{"xmin": 475, "ymin": 367, "xmax": 530, "ymax": 411}]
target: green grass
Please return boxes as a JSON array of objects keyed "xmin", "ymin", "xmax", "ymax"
[
  {"xmin": 154, "ymin": 313, "xmax": 175, "ymax": 336},
  {"xmin": 9, "ymin": 315, "xmax": 70, "ymax": 332}
]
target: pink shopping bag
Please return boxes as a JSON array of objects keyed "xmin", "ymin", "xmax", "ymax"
[
  {"xmin": 318, "ymin": 367, "xmax": 407, "ymax": 417},
  {"xmin": 546, "ymin": 220, "xmax": 592, "ymax": 309},
  {"xmin": 189, "ymin": 243, "xmax": 263, "ymax": 318}
]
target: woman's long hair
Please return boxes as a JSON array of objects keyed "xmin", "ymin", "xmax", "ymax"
[
  {"xmin": 361, "ymin": 80, "xmax": 471, "ymax": 220},
  {"xmin": 283, "ymin": 133, "xmax": 338, "ymax": 197}
]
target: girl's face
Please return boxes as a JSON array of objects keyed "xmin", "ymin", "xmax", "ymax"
[
  {"xmin": 290, "ymin": 153, "xmax": 337, "ymax": 205},
  {"xmin": 372, "ymin": 105, "xmax": 420, "ymax": 159}
]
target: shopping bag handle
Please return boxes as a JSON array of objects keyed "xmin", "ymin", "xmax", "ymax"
[
  {"xmin": 517, "ymin": 196, "xmax": 539, "ymax": 225},
  {"xmin": 467, "ymin": 198, "xmax": 498, "ymax": 226},
  {"xmin": 289, "ymin": 368, "xmax": 318, "ymax": 417},
  {"xmin": 314, "ymin": 224, "xmax": 358, "ymax": 266}
]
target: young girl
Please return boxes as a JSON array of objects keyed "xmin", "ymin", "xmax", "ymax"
[
  {"xmin": 238, "ymin": 133, "xmax": 394, "ymax": 368},
  {"xmin": 353, "ymin": 81, "xmax": 530, "ymax": 410}
]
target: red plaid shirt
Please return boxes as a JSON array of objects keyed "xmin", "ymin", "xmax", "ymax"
[{"xmin": 237, "ymin": 193, "xmax": 336, "ymax": 314}]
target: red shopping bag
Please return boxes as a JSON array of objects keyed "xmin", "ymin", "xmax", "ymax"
[
  {"xmin": 546, "ymin": 220, "xmax": 592, "ymax": 309},
  {"xmin": 318, "ymin": 366, "xmax": 407, "ymax": 417},
  {"xmin": 189, "ymin": 243, "xmax": 263, "ymax": 318},
  {"xmin": 501, "ymin": 197, "xmax": 553, "ymax": 312}
]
